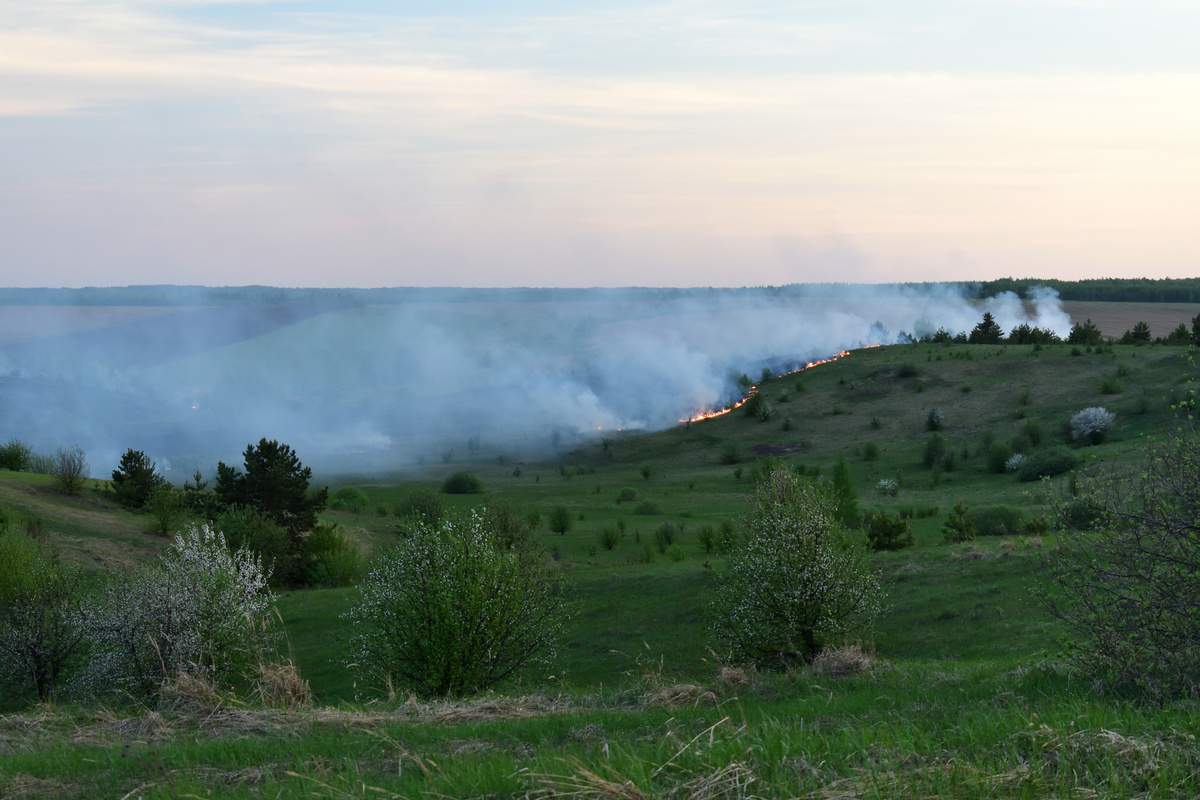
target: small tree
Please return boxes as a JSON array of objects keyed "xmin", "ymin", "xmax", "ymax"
[
  {"xmin": 941, "ymin": 500, "xmax": 977, "ymax": 543},
  {"xmin": 51, "ymin": 445, "xmax": 89, "ymax": 495},
  {"xmin": 346, "ymin": 510, "xmax": 566, "ymax": 698},
  {"xmin": 0, "ymin": 439, "xmax": 33, "ymax": 472},
  {"xmin": 968, "ymin": 312, "xmax": 1004, "ymax": 344},
  {"xmin": 145, "ymin": 485, "xmax": 186, "ymax": 536},
  {"xmin": 865, "ymin": 511, "xmax": 914, "ymax": 551},
  {"xmin": 0, "ymin": 532, "xmax": 88, "ymax": 703},
  {"xmin": 1072, "ymin": 407, "xmax": 1116, "ymax": 445},
  {"xmin": 1067, "ymin": 318, "xmax": 1104, "ymax": 345},
  {"xmin": 84, "ymin": 525, "xmax": 274, "ymax": 699},
  {"xmin": 547, "ymin": 506, "xmax": 573, "ymax": 535},
  {"xmin": 711, "ymin": 467, "xmax": 883, "ymax": 667},
  {"xmin": 111, "ymin": 449, "xmax": 166, "ymax": 509},
  {"xmin": 1045, "ymin": 422, "xmax": 1200, "ymax": 699},
  {"xmin": 829, "ymin": 456, "xmax": 859, "ymax": 526}
]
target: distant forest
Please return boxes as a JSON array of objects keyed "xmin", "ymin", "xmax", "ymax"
[{"xmin": 1, "ymin": 278, "xmax": 1198, "ymax": 307}]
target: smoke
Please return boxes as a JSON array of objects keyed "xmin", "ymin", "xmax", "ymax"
[{"xmin": 0, "ymin": 285, "xmax": 1070, "ymax": 478}]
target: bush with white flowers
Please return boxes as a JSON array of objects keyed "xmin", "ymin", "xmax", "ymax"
[
  {"xmin": 711, "ymin": 467, "xmax": 883, "ymax": 667},
  {"xmin": 346, "ymin": 510, "xmax": 565, "ymax": 698},
  {"xmin": 84, "ymin": 524, "xmax": 274, "ymax": 699},
  {"xmin": 1072, "ymin": 407, "xmax": 1116, "ymax": 445},
  {"xmin": 876, "ymin": 478, "xmax": 899, "ymax": 496},
  {"xmin": 1005, "ymin": 453, "xmax": 1026, "ymax": 471}
]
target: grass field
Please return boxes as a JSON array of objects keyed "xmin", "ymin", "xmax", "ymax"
[{"xmin": 3, "ymin": 338, "xmax": 1199, "ymax": 798}]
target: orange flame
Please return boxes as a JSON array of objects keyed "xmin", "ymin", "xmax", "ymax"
[{"xmin": 677, "ymin": 349, "xmax": 853, "ymax": 424}]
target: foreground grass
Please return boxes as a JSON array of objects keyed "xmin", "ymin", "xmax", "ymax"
[{"xmin": 4, "ymin": 661, "xmax": 1197, "ymax": 799}]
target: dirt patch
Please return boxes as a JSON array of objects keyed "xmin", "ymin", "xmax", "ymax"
[
  {"xmin": 749, "ymin": 442, "xmax": 810, "ymax": 457},
  {"xmin": 1061, "ymin": 301, "xmax": 1200, "ymax": 340}
]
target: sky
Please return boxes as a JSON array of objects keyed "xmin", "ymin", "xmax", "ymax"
[{"xmin": 2, "ymin": 1, "xmax": 1199, "ymax": 288}]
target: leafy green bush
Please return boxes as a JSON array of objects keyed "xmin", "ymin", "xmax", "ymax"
[
  {"xmin": 547, "ymin": 506, "xmax": 572, "ymax": 535},
  {"xmin": 329, "ymin": 486, "xmax": 370, "ymax": 514},
  {"xmin": 217, "ymin": 505, "xmax": 294, "ymax": 586},
  {"xmin": 986, "ymin": 441, "xmax": 1014, "ymax": 474},
  {"xmin": 1016, "ymin": 446, "xmax": 1081, "ymax": 482},
  {"xmin": 633, "ymin": 501, "xmax": 661, "ymax": 515},
  {"xmin": 861, "ymin": 442, "xmax": 880, "ymax": 461},
  {"xmin": 697, "ymin": 524, "xmax": 717, "ymax": 553},
  {"xmin": 654, "ymin": 521, "xmax": 679, "ymax": 553},
  {"xmin": 345, "ymin": 511, "xmax": 566, "ymax": 698},
  {"xmin": 865, "ymin": 511, "xmax": 914, "ymax": 551},
  {"xmin": 711, "ymin": 467, "xmax": 883, "ymax": 666},
  {"xmin": 942, "ymin": 501, "xmax": 977, "ymax": 543},
  {"xmin": 301, "ymin": 524, "xmax": 363, "ymax": 587},
  {"xmin": 145, "ymin": 485, "xmax": 186, "ymax": 537},
  {"xmin": 394, "ymin": 489, "xmax": 444, "ymax": 523},
  {"xmin": 441, "ymin": 472, "xmax": 484, "ymax": 494},
  {"xmin": 0, "ymin": 532, "xmax": 87, "ymax": 703},
  {"xmin": 0, "ymin": 439, "xmax": 33, "ymax": 472},
  {"xmin": 666, "ymin": 544, "xmax": 687, "ymax": 563},
  {"xmin": 719, "ymin": 440, "xmax": 742, "ymax": 465},
  {"xmin": 597, "ymin": 527, "xmax": 623, "ymax": 551},
  {"xmin": 967, "ymin": 505, "xmax": 1025, "ymax": 537},
  {"xmin": 896, "ymin": 362, "xmax": 920, "ymax": 378},
  {"xmin": 922, "ymin": 434, "xmax": 947, "ymax": 467},
  {"xmin": 616, "ymin": 487, "xmax": 637, "ymax": 503}
]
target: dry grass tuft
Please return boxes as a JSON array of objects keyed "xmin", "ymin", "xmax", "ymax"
[
  {"xmin": 531, "ymin": 759, "xmax": 649, "ymax": 800},
  {"xmin": 717, "ymin": 666, "xmax": 751, "ymax": 688},
  {"xmin": 254, "ymin": 661, "xmax": 311, "ymax": 708},
  {"xmin": 80, "ymin": 709, "xmax": 175, "ymax": 746},
  {"xmin": 809, "ymin": 644, "xmax": 875, "ymax": 678},
  {"xmin": 949, "ymin": 544, "xmax": 989, "ymax": 562},
  {"xmin": 4, "ymin": 773, "xmax": 67, "ymax": 799},
  {"xmin": 158, "ymin": 670, "xmax": 225, "ymax": 713},
  {"xmin": 999, "ymin": 539, "xmax": 1016, "ymax": 556},
  {"xmin": 679, "ymin": 761, "xmax": 756, "ymax": 800},
  {"xmin": 641, "ymin": 684, "xmax": 719, "ymax": 708},
  {"xmin": 431, "ymin": 699, "xmax": 544, "ymax": 724}
]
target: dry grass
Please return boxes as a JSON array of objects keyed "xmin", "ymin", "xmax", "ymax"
[
  {"xmin": 809, "ymin": 644, "xmax": 875, "ymax": 678},
  {"xmin": 641, "ymin": 685, "xmax": 719, "ymax": 709},
  {"xmin": 158, "ymin": 670, "xmax": 226, "ymax": 714},
  {"xmin": 254, "ymin": 662, "xmax": 311, "ymax": 708},
  {"xmin": 716, "ymin": 666, "xmax": 751, "ymax": 688}
]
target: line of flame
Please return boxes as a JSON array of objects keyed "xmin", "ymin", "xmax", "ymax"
[{"xmin": 677, "ymin": 349, "xmax": 853, "ymax": 424}]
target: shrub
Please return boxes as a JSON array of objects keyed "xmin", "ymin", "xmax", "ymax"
[
  {"xmin": 0, "ymin": 439, "xmax": 33, "ymax": 472},
  {"xmin": 1072, "ymin": 407, "xmax": 1116, "ymax": 445},
  {"xmin": 634, "ymin": 501, "xmax": 662, "ymax": 515},
  {"xmin": 301, "ymin": 524, "xmax": 364, "ymax": 587},
  {"xmin": 829, "ymin": 456, "xmax": 859, "ymax": 526},
  {"xmin": 394, "ymin": 489, "xmax": 444, "ymax": 523},
  {"xmin": 441, "ymin": 471, "xmax": 484, "ymax": 494},
  {"xmin": 710, "ymin": 467, "xmax": 883, "ymax": 667},
  {"xmin": 597, "ymin": 527, "xmax": 623, "ymax": 551},
  {"xmin": 345, "ymin": 511, "xmax": 565, "ymax": 698},
  {"xmin": 329, "ymin": 486, "xmax": 371, "ymax": 514},
  {"xmin": 861, "ymin": 442, "xmax": 879, "ymax": 461},
  {"xmin": 1016, "ymin": 446, "xmax": 1081, "ymax": 482},
  {"xmin": 922, "ymin": 434, "xmax": 947, "ymax": 468},
  {"xmin": 967, "ymin": 505, "xmax": 1025, "ymax": 537},
  {"xmin": 110, "ymin": 449, "xmax": 166, "ymax": 509},
  {"xmin": 941, "ymin": 501, "xmax": 977, "ymax": 543},
  {"xmin": 51, "ymin": 445, "xmax": 89, "ymax": 495},
  {"xmin": 0, "ymin": 532, "xmax": 87, "ymax": 703},
  {"xmin": 666, "ymin": 544, "xmax": 687, "ymax": 563},
  {"xmin": 986, "ymin": 440, "xmax": 1013, "ymax": 474},
  {"xmin": 145, "ymin": 485, "xmax": 186, "ymax": 536},
  {"xmin": 1099, "ymin": 377, "xmax": 1124, "ymax": 395},
  {"xmin": 719, "ymin": 440, "xmax": 742, "ymax": 465},
  {"xmin": 1045, "ymin": 428, "xmax": 1200, "ymax": 698},
  {"xmin": 85, "ymin": 525, "xmax": 274, "ymax": 699},
  {"xmin": 697, "ymin": 524, "xmax": 717, "ymax": 553},
  {"xmin": 715, "ymin": 519, "xmax": 738, "ymax": 553},
  {"xmin": 216, "ymin": 505, "xmax": 293, "ymax": 586},
  {"xmin": 547, "ymin": 506, "xmax": 573, "ymax": 535},
  {"xmin": 216, "ymin": 438, "xmax": 327, "ymax": 535},
  {"xmin": 875, "ymin": 478, "xmax": 899, "ymax": 496},
  {"xmin": 865, "ymin": 511, "xmax": 914, "ymax": 551},
  {"xmin": 896, "ymin": 362, "xmax": 920, "ymax": 378},
  {"xmin": 1021, "ymin": 419, "xmax": 1043, "ymax": 448},
  {"xmin": 1005, "ymin": 453, "xmax": 1026, "ymax": 472},
  {"xmin": 654, "ymin": 521, "xmax": 679, "ymax": 553},
  {"xmin": 616, "ymin": 487, "xmax": 637, "ymax": 503},
  {"xmin": 925, "ymin": 408, "xmax": 944, "ymax": 431}
]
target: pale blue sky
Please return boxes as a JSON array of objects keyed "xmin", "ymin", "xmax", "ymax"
[{"xmin": 2, "ymin": 1, "xmax": 1198, "ymax": 287}]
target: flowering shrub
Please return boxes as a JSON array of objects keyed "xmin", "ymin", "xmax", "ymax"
[
  {"xmin": 1005, "ymin": 453, "xmax": 1026, "ymax": 471},
  {"xmin": 1072, "ymin": 407, "xmax": 1116, "ymax": 445},
  {"xmin": 875, "ymin": 478, "xmax": 899, "ymax": 496},
  {"xmin": 711, "ymin": 467, "xmax": 883, "ymax": 667},
  {"xmin": 346, "ymin": 510, "xmax": 566, "ymax": 698},
  {"xmin": 926, "ymin": 407, "xmax": 944, "ymax": 431},
  {"xmin": 84, "ymin": 524, "xmax": 274, "ymax": 699}
]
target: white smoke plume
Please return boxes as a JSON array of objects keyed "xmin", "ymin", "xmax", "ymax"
[{"xmin": 0, "ymin": 285, "xmax": 1070, "ymax": 477}]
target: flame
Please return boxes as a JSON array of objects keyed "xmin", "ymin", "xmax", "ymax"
[{"xmin": 677, "ymin": 349, "xmax": 853, "ymax": 423}]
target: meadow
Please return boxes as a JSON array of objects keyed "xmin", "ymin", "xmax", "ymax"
[{"xmin": 2, "ymin": 338, "xmax": 1199, "ymax": 798}]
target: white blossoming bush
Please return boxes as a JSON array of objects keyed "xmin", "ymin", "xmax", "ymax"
[
  {"xmin": 84, "ymin": 524, "xmax": 274, "ymax": 699},
  {"xmin": 875, "ymin": 478, "xmax": 899, "ymax": 496},
  {"xmin": 1005, "ymin": 453, "xmax": 1026, "ymax": 472},
  {"xmin": 1072, "ymin": 407, "xmax": 1116, "ymax": 445},
  {"xmin": 346, "ymin": 510, "xmax": 566, "ymax": 698},
  {"xmin": 711, "ymin": 467, "xmax": 884, "ymax": 668}
]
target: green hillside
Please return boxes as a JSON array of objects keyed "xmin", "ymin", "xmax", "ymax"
[{"xmin": 3, "ymin": 340, "xmax": 1198, "ymax": 799}]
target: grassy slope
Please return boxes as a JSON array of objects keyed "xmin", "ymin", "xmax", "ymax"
[{"xmin": 4, "ymin": 340, "xmax": 1198, "ymax": 797}]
